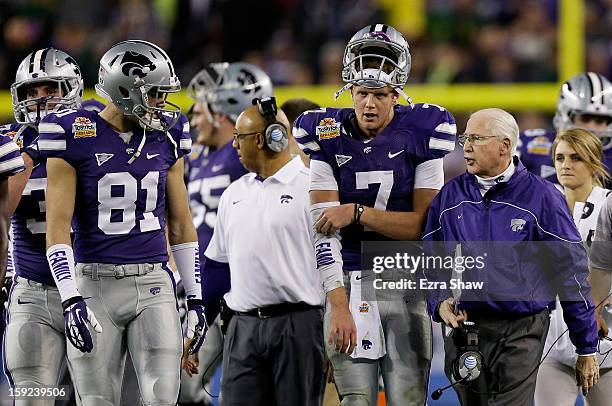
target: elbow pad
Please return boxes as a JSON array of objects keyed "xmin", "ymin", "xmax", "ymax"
[{"xmin": 311, "ymin": 201, "xmax": 344, "ymax": 293}]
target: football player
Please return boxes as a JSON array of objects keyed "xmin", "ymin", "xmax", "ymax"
[
  {"xmin": 2, "ymin": 48, "xmax": 80, "ymax": 406},
  {"xmin": 295, "ymin": 24, "xmax": 456, "ymax": 405},
  {"xmin": 39, "ymin": 40, "xmax": 206, "ymax": 406},
  {"xmin": 518, "ymin": 72, "xmax": 612, "ymax": 186},
  {"xmin": 180, "ymin": 62, "xmax": 273, "ymax": 404}
]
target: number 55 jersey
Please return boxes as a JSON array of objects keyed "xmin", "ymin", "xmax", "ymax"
[
  {"xmin": 294, "ymin": 104, "xmax": 456, "ymax": 269},
  {"xmin": 38, "ymin": 109, "xmax": 191, "ymax": 264}
]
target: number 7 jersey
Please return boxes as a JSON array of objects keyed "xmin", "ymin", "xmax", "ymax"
[
  {"xmin": 38, "ymin": 109, "xmax": 191, "ymax": 264},
  {"xmin": 294, "ymin": 104, "xmax": 456, "ymax": 270}
]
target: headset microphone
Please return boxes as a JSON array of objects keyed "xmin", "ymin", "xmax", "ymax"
[
  {"xmin": 432, "ymin": 320, "xmax": 483, "ymax": 401},
  {"xmin": 431, "ymin": 373, "xmax": 473, "ymax": 400}
]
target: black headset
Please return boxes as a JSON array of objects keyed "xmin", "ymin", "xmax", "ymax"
[
  {"xmin": 432, "ymin": 292, "xmax": 612, "ymax": 401},
  {"xmin": 253, "ymin": 96, "xmax": 288, "ymax": 152}
]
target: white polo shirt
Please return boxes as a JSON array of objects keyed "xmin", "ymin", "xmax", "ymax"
[{"xmin": 205, "ymin": 156, "xmax": 324, "ymax": 312}]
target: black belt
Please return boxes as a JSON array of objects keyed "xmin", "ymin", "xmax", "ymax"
[{"xmin": 235, "ymin": 302, "xmax": 322, "ymax": 319}]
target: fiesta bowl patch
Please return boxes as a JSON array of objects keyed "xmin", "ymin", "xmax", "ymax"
[
  {"xmin": 316, "ymin": 117, "xmax": 340, "ymax": 140},
  {"xmin": 72, "ymin": 117, "xmax": 97, "ymax": 138},
  {"xmin": 526, "ymin": 136, "xmax": 552, "ymax": 155}
]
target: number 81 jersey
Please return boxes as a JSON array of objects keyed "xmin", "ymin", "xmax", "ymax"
[
  {"xmin": 294, "ymin": 104, "xmax": 456, "ymax": 270},
  {"xmin": 39, "ymin": 109, "xmax": 191, "ymax": 264}
]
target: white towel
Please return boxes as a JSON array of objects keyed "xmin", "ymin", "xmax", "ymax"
[{"xmin": 349, "ymin": 271, "xmax": 386, "ymax": 359}]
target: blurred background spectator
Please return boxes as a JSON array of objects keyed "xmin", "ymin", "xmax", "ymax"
[{"xmin": 0, "ymin": 0, "xmax": 609, "ymax": 90}]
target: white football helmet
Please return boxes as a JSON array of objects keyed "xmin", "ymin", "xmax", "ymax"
[
  {"xmin": 553, "ymin": 72, "xmax": 612, "ymax": 150},
  {"xmin": 335, "ymin": 24, "xmax": 411, "ymax": 101},
  {"xmin": 11, "ymin": 48, "xmax": 83, "ymax": 125}
]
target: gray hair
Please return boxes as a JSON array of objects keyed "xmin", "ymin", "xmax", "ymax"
[{"xmin": 470, "ymin": 108, "xmax": 519, "ymax": 154}]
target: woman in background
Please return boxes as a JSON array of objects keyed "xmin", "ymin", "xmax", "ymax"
[{"xmin": 535, "ymin": 128, "xmax": 612, "ymax": 406}]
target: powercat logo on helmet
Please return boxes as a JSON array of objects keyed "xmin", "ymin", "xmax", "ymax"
[
  {"xmin": 368, "ymin": 31, "xmax": 391, "ymax": 42},
  {"xmin": 120, "ymin": 51, "xmax": 157, "ymax": 78},
  {"xmin": 237, "ymin": 69, "xmax": 261, "ymax": 94}
]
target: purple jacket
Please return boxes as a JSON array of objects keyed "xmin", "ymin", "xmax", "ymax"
[{"xmin": 423, "ymin": 157, "xmax": 598, "ymax": 355}]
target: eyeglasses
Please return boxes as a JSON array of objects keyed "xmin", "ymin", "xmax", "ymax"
[
  {"xmin": 457, "ymin": 134, "xmax": 498, "ymax": 147},
  {"xmin": 232, "ymin": 131, "xmax": 260, "ymax": 141}
]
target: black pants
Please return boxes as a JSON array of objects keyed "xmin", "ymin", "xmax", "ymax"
[
  {"xmin": 444, "ymin": 309, "xmax": 550, "ymax": 406},
  {"xmin": 221, "ymin": 308, "xmax": 325, "ymax": 406}
]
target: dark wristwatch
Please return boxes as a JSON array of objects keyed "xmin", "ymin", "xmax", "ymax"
[{"xmin": 354, "ymin": 203, "xmax": 365, "ymax": 224}]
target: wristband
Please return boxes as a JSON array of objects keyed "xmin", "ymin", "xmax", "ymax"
[{"xmin": 354, "ymin": 204, "xmax": 365, "ymax": 224}]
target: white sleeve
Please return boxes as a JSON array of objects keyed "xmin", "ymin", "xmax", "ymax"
[
  {"xmin": 204, "ymin": 189, "xmax": 229, "ymax": 263},
  {"xmin": 414, "ymin": 158, "xmax": 444, "ymax": 190},
  {"xmin": 309, "ymin": 159, "xmax": 338, "ymax": 191}
]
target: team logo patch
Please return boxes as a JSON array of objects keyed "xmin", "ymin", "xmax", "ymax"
[
  {"xmin": 359, "ymin": 302, "xmax": 370, "ymax": 313},
  {"xmin": 95, "ymin": 153, "xmax": 114, "ymax": 166},
  {"xmin": 510, "ymin": 219, "xmax": 526, "ymax": 232},
  {"xmin": 72, "ymin": 117, "xmax": 97, "ymax": 138},
  {"xmin": 526, "ymin": 136, "xmax": 551, "ymax": 155},
  {"xmin": 316, "ymin": 118, "xmax": 340, "ymax": 140},
  {"xmin": 335, "ymin": 154, "xmax": 352, "ymax": 167},
  {"xmin": 150, "ymin": 287, "xmax": 161, "ymax": 295},
  {"xmin": 362, "ymin": 339, "xmax": 372, "ymax": 350},
  {"xmin": 280, "ymin": 194, "xmax": 293, "ymax": 204}
]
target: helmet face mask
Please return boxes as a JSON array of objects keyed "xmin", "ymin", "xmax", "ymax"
[
  {"xmin": 187, "ymin": 62, "xmax": 273, "ymax": 123},
  {"xmin": 11, "ymin": 48, "xmax": 83, "ymax": 125},
  {"xmin": 95, "ymin": 40, "xmax": 181, "ymax": 132},
  {"xmin": 336, "ymin": 24, "xmax": 411, "ymax": 101},
  {"xmin": 553, "ymin": 72, "xmax": 612, "ymax": 150}
]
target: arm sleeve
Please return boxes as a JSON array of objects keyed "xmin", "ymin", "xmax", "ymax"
[
  {"xmin": 201, "ymin": 256, "xmax": 231, "ymax": 325},
  {"xmin": 414, "ymin": 158, "xmax": 444, "ymax": 190},
  {"xmin": 423, "ymin": 106, "xmax": 457, "ymax": 160},
  {"xmin": 421, "ymin": 193, "xmax": 452, "ymax": 322},
  {"xmin": 0, "ymin": 136, "xmax": 25, "ymax": 180},
  {"xmin": 309, "ymin": 159, "xmax": 338, "ymax": 191},
  {"xmin": 541, "ymin": 189, "xmax": 598, "ymax": 354},
  {"xmin": 293, "ymin": 111, "xmax": 328, "ymax": 163},
  {"xmin": 590, "ymin": 194, "xmax": 612, "ymax": 271},
  {"xmin": 38, "ymin": 115, "xmax": 69, "ymax": 159}
]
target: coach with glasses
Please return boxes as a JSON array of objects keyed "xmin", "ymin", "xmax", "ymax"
[
  {"xmin": 423, "ymin": 108, "xmax": 599, "ymax": 405},
  {"xmin": 199, "ymin": 98, "xmax": 332, "ymax": 406}
]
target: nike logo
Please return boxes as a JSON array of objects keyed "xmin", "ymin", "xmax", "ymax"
[
  {"xmin": 388, "ymin": 150, "xmax": 404, "ymax": 159},
  {"xmin": 355, "ymin": 276, "xmax": 363, "ymax": 281},
  {"xmin": 458, "ymin": 214, "xmax": 462, "ymax": 219},
  {"xmin": 232, "ymin": 200, "xmax": 243, "ymax": 205},
  {"xmin": 17, "ymin": 298, "xmax": 34, "ymax": 305},
  {"xmin": 147, "ymin": 153, "xmax": 160, "ymax": 159}
]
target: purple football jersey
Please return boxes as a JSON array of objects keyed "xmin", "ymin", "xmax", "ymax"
[
  {"xmin": 0, "ymin": 129, "xmax": 25, "ymax": 180},
  {"xmin": 38, "ymin": 109, "xmax": 191, "ymax": 264},
  {"xmin": 1, "ymin": 123, "xmax": 53, "ymax": 285},
  {"xmin": 187, "ymin": 141, "xmax": 247, "ymax": 254},
  {"xmin": 518, "ymin": 128, "xmax": 612, "ymax": 186},
  {"xmin": 295, "ymin": 104, "xmax": 456, "ymax": 269}
]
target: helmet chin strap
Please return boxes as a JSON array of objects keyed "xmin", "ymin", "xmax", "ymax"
[{"xmin": 127, "ymin": 126, "xmax": 147, "ymax": 165}]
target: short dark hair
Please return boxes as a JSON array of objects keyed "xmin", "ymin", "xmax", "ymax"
[{"xmin": 280, "ymin": 98, "xmax": 320, "ymax": 127}]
